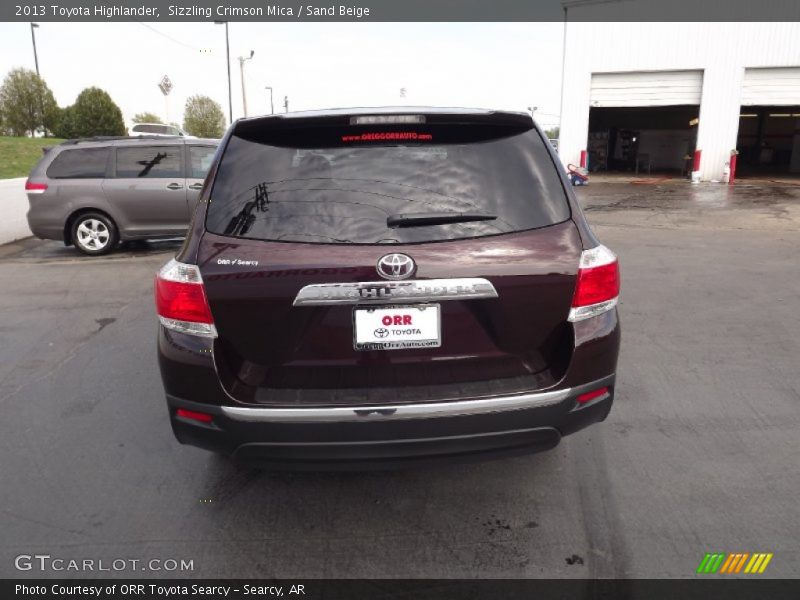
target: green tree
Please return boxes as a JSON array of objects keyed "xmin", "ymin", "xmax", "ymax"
[
  {"xmin": 54, "ymin": 87, "xmax": 126, "ymax": 138},
  {"xmin": 53, "ymin": 105, "xmax": 77, "ymax": 139},
  {"xmin": 132, "ymin": 111, "xmax": 162, "ymax": 124},
  {"xmin": 183, "ymin": 95, "xmax": 226, "ymax": 138},
  {"xmin": 0, "ymin": 68, "xmax": 59, "ymax": 136},
  {"xmin": 544, "ymin": 126, "xmax": 560, "ymax": 140}
]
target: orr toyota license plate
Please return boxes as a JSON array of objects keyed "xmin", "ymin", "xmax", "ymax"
[{"xmin": 353, "ymin": 304, "xmax": 441, "ymax": 351}]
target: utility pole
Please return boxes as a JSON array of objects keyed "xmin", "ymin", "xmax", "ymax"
[
  {"xmin": 215, "ymin": 21, "xmax": 232, "ymax": 123},
  {"xmin": 238, "ymin": 50, "xmax": 254, "ymax": 117},
  {"xmin": 30, "ymin": 23, "xmax": 40, "ymax": 77},
  {"xmin": 284, "ymin": 95, "xmax": 289, "ymax": 113},
  {"xmin": 30, "ymin": 23, "xmax": 44, "ymax": 136},
  {"xmin": 265, "ymin": 86, "xmax": 274, "ymax": 115},
  {"xmin": 558, "ymin": 5, "xmax": 568, "ymax": 137}
]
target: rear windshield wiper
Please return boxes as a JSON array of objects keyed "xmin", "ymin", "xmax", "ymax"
[{"xmin": 387, "ymin": 212, "xmax": 498, "ymax": 229}]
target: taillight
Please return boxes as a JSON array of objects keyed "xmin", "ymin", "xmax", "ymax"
[
  {"xmin": 25, "ymin": 180, "xmax": 48, "ymax": 194},
  {"xmin": 568, "ymin": 245, "xmax": 620, "ymax": 322},
  {"xmin": 155, "ymin": 259, "xmax": 217, "ymax": 337},
  {"xmin": 175, "ymin": 408, "xmax": 214, "ymax": 423},
  {"xmin": 576, "ymin": 387, "xmax": 610, "ymax": 404}
]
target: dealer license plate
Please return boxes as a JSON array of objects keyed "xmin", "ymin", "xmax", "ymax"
[{"xmin": 353, "ymin": 304, "xmax": 441, "ymax": 351}]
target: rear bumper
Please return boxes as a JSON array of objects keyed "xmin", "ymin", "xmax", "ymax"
[
  {"xmin": 159, "ymin": 306, "xmax": 620, "ymax": 470},
  {"xmin": 26, "ymin": 197, "xmax": 67, "ymax": 242},
  {"xmin": 26, "ymin": 217, "xmax": 63, "ymax": 242},
  {"xmin": 165, "ymin": 376, "xmax": 614, "ymax": 470}
]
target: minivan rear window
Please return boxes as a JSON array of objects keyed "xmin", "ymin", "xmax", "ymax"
[
  {"xmin": 46, "ymin": 148, "xmax": 109, "ymax": 179},
  {"xmin": 116, "ymin": 146, "xmax": 183, "ymax": 179},
  {"xmin": 132, "ymin": 124, "xmax": 179, "ymax": 135},
  {"xmin": 207, "ymin": 122, "xmax": 569, "ymax": 245}
]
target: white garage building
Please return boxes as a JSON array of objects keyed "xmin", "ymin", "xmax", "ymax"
[{"xmin": 559, "ymin": 19, "xmax": 800, "ymax": 181}]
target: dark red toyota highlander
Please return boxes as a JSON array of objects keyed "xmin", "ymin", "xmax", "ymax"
[{"xmin": 155, "ymin": 107, "xmax": 620, "ymax": 469}]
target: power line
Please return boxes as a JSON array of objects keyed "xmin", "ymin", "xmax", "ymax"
[
  {"xmin": 92, "ymin": 0, "xmax": 197, "ymax": 51},
  {"xmin": 137, "ymin": 22, "xmax": 200, "ymax": 52}
]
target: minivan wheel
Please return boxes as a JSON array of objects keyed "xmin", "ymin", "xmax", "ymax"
[{"xmin": 71, "ymin": 213, "xmax": 118, "ymax": 256}]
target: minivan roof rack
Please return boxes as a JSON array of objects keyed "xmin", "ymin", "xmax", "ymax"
[{"xmin": 60, "ymin": 135, "xmax": 182, "ymax": 145}]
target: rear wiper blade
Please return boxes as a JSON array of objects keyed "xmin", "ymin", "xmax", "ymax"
[{"xmin": 387, "ymin": 212, "xmax": 497, "ymax": 228}]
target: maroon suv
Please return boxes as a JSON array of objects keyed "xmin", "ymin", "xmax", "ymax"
[{"xmin": 155, "ymin": 108, "xmax": 620, "ymax": 469}]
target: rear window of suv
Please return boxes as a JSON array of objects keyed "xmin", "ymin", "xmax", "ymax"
[{"xmin": 206, "ymin": 120, "xmax": 569, "ymax": 245}]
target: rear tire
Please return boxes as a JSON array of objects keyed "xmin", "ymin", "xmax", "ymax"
[{"xmin": 71, "ymin": 212, "xmax": 118, "ymax": 256}]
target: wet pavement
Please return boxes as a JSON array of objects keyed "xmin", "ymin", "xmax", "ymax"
[
  {"xmin": 0, "ymin": 237, "xmax": 184, "ymax": 263},
  {"xmin": 575, "ymin": 181, "xmax": 800, "ymax": 231},
  {"xmin": 1, "ymin": 181, "xmax": 798, "ymax": 578}
]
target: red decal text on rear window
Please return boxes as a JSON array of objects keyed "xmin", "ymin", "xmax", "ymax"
[{"xmin": 341, "ymin": 132, "xmax": 433, "ymax": 142}]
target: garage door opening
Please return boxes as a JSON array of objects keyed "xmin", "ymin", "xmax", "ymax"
[
  {"xmin": 735, "ymin": 107, "xmax": 800, "ymax": 180},
  {"xmin": 587, "ymin": 106, "xmax": 699, "ymax": 177}
]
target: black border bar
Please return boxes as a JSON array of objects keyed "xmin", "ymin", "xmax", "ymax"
[
  {"xmin": 3, "ymin": 0, "xmax": 800, "ymax": 22},
  {"xmin": 4, "ymin": 579, "xmax": 800, "ymax": 600}
]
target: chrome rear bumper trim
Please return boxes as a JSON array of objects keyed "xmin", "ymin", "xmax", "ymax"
[{"xmin": 220, "ymin": 388, "xmax": 571, "ymax": 423}]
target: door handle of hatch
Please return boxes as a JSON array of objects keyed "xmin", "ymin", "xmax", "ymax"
[
  {"xmin": 166, "ymin": 182, "xmax": 183, "ymax": 190},
  {"xmin": 188, "ymin": 183, "xmax": 203, "ymax": 190}
]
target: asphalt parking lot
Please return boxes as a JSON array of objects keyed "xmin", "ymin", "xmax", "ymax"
[{"xmin": 1, "ymin": 182, "xmax": 799, "ymax": 579}]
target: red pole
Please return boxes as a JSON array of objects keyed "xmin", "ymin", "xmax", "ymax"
[
  {"xmin": 692, "ymin": 149, "xmax": 702, "ymax": 173},
  {"xmin": 580, "ymin": 150, "xmax": 587, "ymax": 169},
  {"xmin": 729, "ymin": 152, "xmax": 737, "ymax": 185}
]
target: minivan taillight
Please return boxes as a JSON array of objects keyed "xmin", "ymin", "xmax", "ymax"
[
  {"xmin": 568, "ymin": 245, "xmax": 620, "ymax": 322},
  {"xmin": 25, "ymin": 180, "xmax": 48, "ymax": 194},
  {"xmin": 155, "ymin": 259, "xmax": 217, "ymax": 337}
]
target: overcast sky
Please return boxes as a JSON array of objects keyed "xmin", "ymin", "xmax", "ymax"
[{"xmin": 0, "ymin": 22, "xmax": 564, "ymax": 130}]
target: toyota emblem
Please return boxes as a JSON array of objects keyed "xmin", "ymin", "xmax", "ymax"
[
  {"xmin": 374, "ymin": 328, "xmax": 390, "ymax": 338},
  {"xmin": 376, "ymin": 253, "xmax": 415, "ymax": 280}
]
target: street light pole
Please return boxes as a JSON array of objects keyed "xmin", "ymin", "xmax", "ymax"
[
  {"xmin": 238, "ymin": 50, "xmax": 254, "ymax": 117},
  {"xmin": 30, "ymin": 23, "xmax": 40, "ymax": 77},
  {"xmin": 265, "ymin": 86, "xmax": 274, "ymax": 115},
  {"xmin": 30, "ymin": 23, "xmax": 45, "ymax": 136},
  {"xmin": 284, "ymin": 95, "xmax": 289, "ymax": 113},
  {"xmin": 214, "ymin": 21, "xmax": 232, "ymax": 124}
]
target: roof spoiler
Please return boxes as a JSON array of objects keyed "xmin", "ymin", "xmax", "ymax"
[
  {"xmin": 234, "ymin": 108, "xmax": 532, "ymax": 137},
  {"xmin": 59, "ymin": 135, "xmax": 183, "ymax": 146}
]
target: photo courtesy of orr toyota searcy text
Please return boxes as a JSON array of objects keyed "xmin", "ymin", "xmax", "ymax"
[{"xmin": 14, "ymin": 584, "xmax": 298, "ymax": 597}]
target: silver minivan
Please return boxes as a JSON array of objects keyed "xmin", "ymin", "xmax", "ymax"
[{"xmin": 25, "ymin": 136, "xmax": 218, "ymax": 255}]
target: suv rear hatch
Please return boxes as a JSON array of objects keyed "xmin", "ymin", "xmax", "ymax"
[{"xmin": 198, "ymin": 110, "xmax": 581, "ymax": 406}]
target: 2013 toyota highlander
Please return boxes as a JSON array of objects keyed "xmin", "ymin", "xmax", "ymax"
[{"xmin": 155, "ymin": 107, "xmax": 621, "ymax": 469}]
